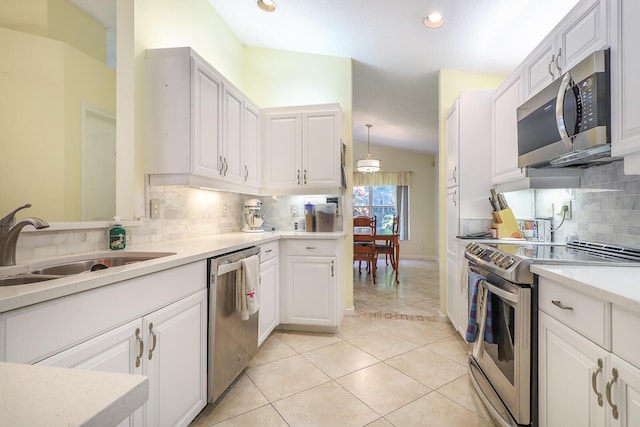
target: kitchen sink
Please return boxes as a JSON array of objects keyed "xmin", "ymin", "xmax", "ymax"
[
  {"xmin": 30, "ymin": 252, "xmax": 177, "ymax": 276},
  {"xmin": 0, "ymin": 252, "xmax": 176, "ymax": 286},
  {"xmin": 0, "ymin": 273, "xmax": 65, "ymax": 287}
]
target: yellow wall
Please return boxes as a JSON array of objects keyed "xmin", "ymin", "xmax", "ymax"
[
  {"xmin": 0, "ymin": 27, "xmax": 114, "ymax": 221},
  {"xmin": 0, "ymin": 0, "xmax": 106, "ymax": 63},
  {"xmin": 437, "ymin": 69, "xmax": 505, "ymax": 314},
  {"xmin": 134, "ymin": 0, "xmax": 355, "ymax": 309}
]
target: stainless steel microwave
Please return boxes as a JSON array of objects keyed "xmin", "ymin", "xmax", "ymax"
[{"xmin": 517, "ymin": 49, "xmax": 613, "ymax": 168}]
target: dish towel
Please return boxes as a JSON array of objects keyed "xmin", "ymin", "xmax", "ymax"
[
  {"xmin": 236, "ymin": 255, "xmax": 260, "ymax": 321},
  {"xmin": 465, "ymin": 272, "xmax": 494, "ymax": 343}
]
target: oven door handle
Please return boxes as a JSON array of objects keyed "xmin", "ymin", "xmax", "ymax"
[{"xmin": 481, "ymin": 280, "xmax": 519, "ymax": 304}]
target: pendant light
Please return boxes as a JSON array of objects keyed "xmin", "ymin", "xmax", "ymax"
[{"xmin": 356, "ymin": 124, "xmax": 381, "ymax": 173}]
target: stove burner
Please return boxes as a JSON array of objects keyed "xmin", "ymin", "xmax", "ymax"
[{"xmin": 464, "ymin": 240, "xmax": 640, "ymax": 285}]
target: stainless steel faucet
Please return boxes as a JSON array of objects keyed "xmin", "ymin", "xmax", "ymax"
[{"xmin": 0, "ymin": 204, "xmax": 49, "ymax": 266}]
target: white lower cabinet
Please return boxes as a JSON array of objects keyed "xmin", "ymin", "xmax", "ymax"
[
  {"xmin": 281, "ymin": 238, "xmax": 344, "ymax": 332},
  {"xmin": 37, "ymin": 290, "xmax": 207, "ymax": 427},
  {"xmin": 1, "ymin": 261, "xmax": 208, "ymax": 427},
  {"xmin": 258, "ymin": 241, "xmax": 279, "ymax": 346},
  {"xmin": 538, "ymin": 275, "xmax": 640, "ymax": 427},
  {"xmin": 539, "ymin": 311, "xmax": 607, "ymax": 427}
]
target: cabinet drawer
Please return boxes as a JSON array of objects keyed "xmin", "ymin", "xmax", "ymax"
[
  {"xmin": 612, "ymin": 305, "xmax": 640, "ymax": 369},
  {"xmin": 286, "ymin": 239, "xmax": 336, "ymax": 256},
  {"xmin": 259, "ymin": 241, "xmax": 279, "ymax": 263},
  {"xmin": 538, "ymin": 277, "xmax": 610, "ymax": 349}
]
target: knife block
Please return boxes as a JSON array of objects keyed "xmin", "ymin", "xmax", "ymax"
[{"xmin": 491, "ymin": 208, "xmax": 522, "ymax": 239}]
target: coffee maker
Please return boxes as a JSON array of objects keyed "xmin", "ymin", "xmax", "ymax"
[{"xmin": 242, "ymin": 199, "xmax": 265, "ymax": 233}]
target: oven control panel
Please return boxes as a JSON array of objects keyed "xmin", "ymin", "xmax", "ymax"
[{"xmin": 465, "ymin": 243, "xmax": 516, "ymax": 269}]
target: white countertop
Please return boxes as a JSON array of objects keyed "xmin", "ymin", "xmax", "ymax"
[
  {"xmin": 0, "ymin": 231, "xmax": 345, "ymax": 314},
  {"xmin": 532, "ymin": 264, "xmax": 640, "ymax": 313},
  {"xmin": 0, "ymin": 362, "xmax": 148, "ymax": 426}
]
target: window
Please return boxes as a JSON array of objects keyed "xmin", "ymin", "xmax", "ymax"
[{"xmin": 353, "ymin": 185, "xmax": 407, "ymax": 237}]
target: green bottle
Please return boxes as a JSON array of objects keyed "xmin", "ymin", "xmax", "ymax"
[{"xmin": 109, "ymin": 217, "xmax": 126, "ymax": 250}]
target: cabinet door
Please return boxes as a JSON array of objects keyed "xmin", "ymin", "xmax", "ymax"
[
  {"xmin": 492, "ymin": 71, "xmax": 525, "ymax": 185},
  {"xmin": 143, "ymin": 290, "xmax": 207, "ymax": 427},
  {"xmin": 286, "ymin": 256, "xmax": 336, "ymax": 326},
  {"xmin": 539, "ymin": 312, "xmax": 607, "ymax": 427},
  {"xmin": 610, "ymin": 0, "xmax": 640, "ymax": 161},
  {"xmin": 445, "ymin": 101, "xmax": 459, "ymax": 188},
  {"xmin": 445, "ymin": 254, "xmax": 457, "ymax": 328},
  {"xmin": 524, "ymin": 37, "xmax": 556, "ymax": 99},
  {"xmin": 264, "ymin": 112, "xmax": 302, "ymax": 188},
  {"xmin": 609, "ymin": 354, "xmax": 640, "ymax": 427},
  {"xmin": 556, "ymin": 0, "xmax": 608, "ymax": 72},
  {"xmin": 302, "ymin": 110, "xmax": 341, "ymax": 188},
  {"xmin": 222, "ymin": 84, "xmax": 244, "ymax": 184},
  {"xmin": 36, "ymin": 319, "xmax": 144, "ymax": 427},
  {"xmin": 192, "ymin": 58, "xmax": 222, "ymax": 178},
  {"xmin": 243, "ymin": 99, "xmax": 261, "ymax": 188},
  {"xmin": 259, "ymin": 256, "xmax": 279, "ymax": 345},
  {"xmin": 455, "ymin": 243, "xmax": 469, "ymax": 338}
]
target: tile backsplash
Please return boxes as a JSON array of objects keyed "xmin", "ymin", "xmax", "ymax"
[
  {"xmin": 535, "ymin": 160, "xmax": 640, "ymax": 248},
  {"xmin": 15, "ymin": 186, "xmax": 343, "ymax": 263}
]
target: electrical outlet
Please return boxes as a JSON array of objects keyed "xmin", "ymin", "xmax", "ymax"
[
  {"xmin": 150, "ymin": 199, "xmax": 160, "ymax": 219},
  {"xmin": 560, "ymin": 200, "xmax": 572, "ymax": 220},
  {"xmin": 222, "ymin": 204, "xmax": 227, "ymax": 217},
  {"xmin": 291, "ymin": 205, "xmax": 298, "ymax": 217}
]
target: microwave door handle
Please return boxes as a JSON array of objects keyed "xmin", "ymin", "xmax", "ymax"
[
  {"xmin": 556, "ymin": 72, "xmax": 575, "ymax": 151},
  {"xmin": 481, "ymin": 280, "xmax": 519, "ymax": 304}
]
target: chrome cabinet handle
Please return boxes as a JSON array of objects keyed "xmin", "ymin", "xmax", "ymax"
[
  {"xmin": 219, "ymin": 156, "xmax": 224, "ymax": 175},
  {"xmin": 297, "ymin": 169, "xmax": 300, "ymax": 185},
  {"xmin": 552, "ymin": 300, "xmax": 573, "ymax": 310},
  {"xmin": 303, "ymin": 169, "xmax": 307, "ymax": 185},
  {"xmin": 452, "ymin": 190, "xmax": 457, "ymax": 206},
  {"xmin": 592, "ymin": 358, "xmax": 604, "ymax": 407},
  {"xmin": 148, "ymin": 323, "xmax": 157, "ymax": 360},
  {"xmin": 331, "ymin": 260, "xmax": 335, "ymax": 277},
  {"xmin": 223, "ymin": 158, "xmax": 228, "ymax": 176},
  {"xmin": 606, "ymin": 368, "xmax": 619, "ymax": 419},
  {"xmin": 135, "ymin": 328, "xmax": 144, "ymax": 368},
  {"xmin": 549, "ymin": 54, "xmax": 555, "ymax": 78},
  {"xmin": 305, "ymin": 246, "xmax": 317, "ymax": 250},
  {"xmin": 555, "ymin": 48, "xmax": 562, "ymax": 72},
  {"xmin": 452, "ymin": 166, "xmax": 457, "ymax": 183},
  {"xmin": 265, "ymin": 249, "xmax": 273, "ymax": 253},
  {"xmin": 244, "ymin": 165, "xmax": 248, "ymax": 181}
]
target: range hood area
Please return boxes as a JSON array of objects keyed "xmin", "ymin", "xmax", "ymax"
[{"xmin": 494, "ymin": 167, "xmax": 584, "ymax": 193}]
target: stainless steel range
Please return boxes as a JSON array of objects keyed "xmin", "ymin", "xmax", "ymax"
[{"xmin": 464, "ymin": 240, "xmax": 640, "ymax": 427}]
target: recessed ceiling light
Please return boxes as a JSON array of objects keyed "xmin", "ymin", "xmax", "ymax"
[
  {"xmin": 257, "ymin": 0, "xmax": 276, "ymax": 12},
  {"xmin": 423, "ymin": 13, "xmax": 445, "ymax": 28}
]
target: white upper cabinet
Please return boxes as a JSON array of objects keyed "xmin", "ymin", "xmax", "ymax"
[
  {"xmin": 524, "ymin": 0, "xmax": 608, "ymax": 99},
  {"xmin": 491, "ymin": 69, "xmax": 525, "ymax": 185},
  {"xmin": 263, "ymin": 104, "xmax": 342, "ymax": 194},
  {"xmin": 145, "ymin": 47, "xmax": 262, "ymax": 194},
  {"xmin": 610, "ymin": 0, "xmax": 640, "ymax": 171}
]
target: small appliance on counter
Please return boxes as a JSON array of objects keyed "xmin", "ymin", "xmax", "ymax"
[{"xmin": 242, "ymin": 199, "xmax": 265, "ymax": 233}]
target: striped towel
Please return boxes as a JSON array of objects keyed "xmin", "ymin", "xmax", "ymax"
[{"xmin": 465, "ymin": 272, "xmax": 494, "ymax": 343}]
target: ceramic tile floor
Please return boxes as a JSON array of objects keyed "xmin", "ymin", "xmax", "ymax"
[{"xmin": 190, "ymin": 259, "xmax": 496, "ymax": 426}]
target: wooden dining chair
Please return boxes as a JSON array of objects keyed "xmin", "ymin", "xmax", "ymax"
[
  {"xmin": 353, "ymin": 216, "xmax": 377, "ymax": 283},
  {"xmin": 376, "ymin": 215, "xmax": 399, "ymax": 268}
]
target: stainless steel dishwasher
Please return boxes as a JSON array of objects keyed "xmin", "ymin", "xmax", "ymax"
[{"xmin": 207, "ymin": 246, "xmax": 260, "ymax": 403}]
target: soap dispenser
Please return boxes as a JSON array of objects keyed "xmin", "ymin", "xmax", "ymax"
[{"xmin": 109, "ymin": 217, "xmax": 126, "ymax": 250}]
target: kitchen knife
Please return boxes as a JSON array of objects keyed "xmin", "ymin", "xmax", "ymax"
[
  {"xmin": 497, "ymin": 193, "xmax": 509, "ymax": 210},
  {"xmin": 489, "ymin": 197, "xmax": 499, "ymax": 211}
]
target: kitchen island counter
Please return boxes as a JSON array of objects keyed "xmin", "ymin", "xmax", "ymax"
[{"xmin": 0, "ymin": 361, "xmax": 148, "ymax": 426}]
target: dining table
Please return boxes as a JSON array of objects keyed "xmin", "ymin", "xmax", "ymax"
[{"xmin": 354, "ymin": 227, "xmax": 400, "ymax": 283}]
